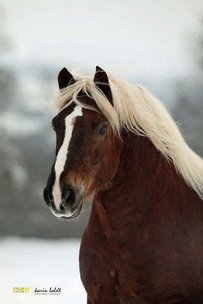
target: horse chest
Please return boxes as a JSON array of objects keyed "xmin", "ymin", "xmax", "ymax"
[
  {"xmin": 79, "ymin": 228, "xmax": 120, "ymax": 303},
  {"xmin": 79, "ymin": 224, "xmax": 144, "ymax": 304},
  {"xmin": 79, "ymin": 219, "xmax": 203, "ymax": 304}
]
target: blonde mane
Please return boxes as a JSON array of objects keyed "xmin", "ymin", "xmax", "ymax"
[{"xmin": 54, "ymin": 71, "xmax": 203, "ymax": 199}]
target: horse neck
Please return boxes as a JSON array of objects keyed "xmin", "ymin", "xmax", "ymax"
[
  {"xmin": 100, "ymin": 130, "xmax": 183, "ymax": 204},
  {"xmin": 92, "ymin": 131, "xmax": 197, "ymax": 238}
]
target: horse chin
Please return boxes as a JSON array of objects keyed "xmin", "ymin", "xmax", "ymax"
[
  {"xmin": 50, "ymin": 200, "xmax": 83, "ymax": 220},
  {"xmin": 61, "ymin": 201, "xmax": 83, "ymax": 220},
  {"xmin": 60, "ymin": 195, "xmax": 94, "ymax": 220},
  {"xmin": 50, "ymin": 192, "xmax": 94, "ymax": 221}
]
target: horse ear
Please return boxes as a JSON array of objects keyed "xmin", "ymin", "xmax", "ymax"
[
  {"xmin": 58, "ymin": 67, "xmax": 75, "ymax": 90},
  {"xmin": 94, "ymin": 66, "xmax": 113, "ymax": 105}
]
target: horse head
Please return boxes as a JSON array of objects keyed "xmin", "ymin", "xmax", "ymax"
[{"xmin": 43, "ymin": 67, "xmax": 121, "ymax": 219}]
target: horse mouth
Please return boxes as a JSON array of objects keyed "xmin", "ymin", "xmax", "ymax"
[
  {"xmin": 49, "ymin": 198, "xmax": 83, "ymax": 220},
  {"xmin": 60, "ymin": 201, "xmax": 83, "ymax": 220}
]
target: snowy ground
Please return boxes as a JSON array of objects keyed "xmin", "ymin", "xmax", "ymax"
[{"xmin": 0, "ymin": 238, "xmax": 86, "ymax": 304}]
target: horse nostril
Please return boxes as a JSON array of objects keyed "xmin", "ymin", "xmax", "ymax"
[
  {"xmin": 43, "ymin": 187, "xmax": 53, "ymax": 206},
  {"xmin": 60, "ymin": 185, "xmax": 76, "ymax": 210},
  {"xmin": 62, "ymin": 186, "xmax": 71, "ymax": 201},
  {"xmin": 60, "ymin": 202, "xmax": 65, "ymax": 211}
]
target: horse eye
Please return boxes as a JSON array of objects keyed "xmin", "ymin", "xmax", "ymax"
[{"xmin": 97, "ymin": 123, "xmax": 108, "ymax": 136}]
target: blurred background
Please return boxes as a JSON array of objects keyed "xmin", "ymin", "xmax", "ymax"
[{"xmin": 0, "ymin": 0, "xmax": 203, "ymax": 303}]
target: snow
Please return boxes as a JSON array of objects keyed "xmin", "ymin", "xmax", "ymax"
[{"xmin": 0, "ymin": 238, "xmax": 86, "ymax": 304}]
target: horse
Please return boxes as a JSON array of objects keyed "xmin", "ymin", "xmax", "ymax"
[{"xmin": 43, "ymin": 66, "xmax": 203, "ymax": 304}]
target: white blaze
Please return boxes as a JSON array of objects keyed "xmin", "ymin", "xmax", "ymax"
[{"xmin": 52, "ymin": 105, "xmax": 83, "ymax": 209}]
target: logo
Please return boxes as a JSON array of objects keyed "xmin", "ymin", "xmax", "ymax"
[
  {"xmin": 34, "ymin": 287, "xmax": 61, "ymax": 295},
  {"xmin": 13, "ymin": 287, "xmax": 31, "ymax": 293},
  {"xmin": 12, "ymin": 286, "xmax": 62, "ymax": 296}
]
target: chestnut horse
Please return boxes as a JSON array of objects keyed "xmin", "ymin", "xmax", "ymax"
[{"xmin": 43, "ymin": 67, "xmax": 203, "ymax": 304}]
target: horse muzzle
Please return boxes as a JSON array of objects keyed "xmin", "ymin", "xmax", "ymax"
[{"xmin": 43, "ymin": 184, "xmax": 83, "ymax": 220}]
